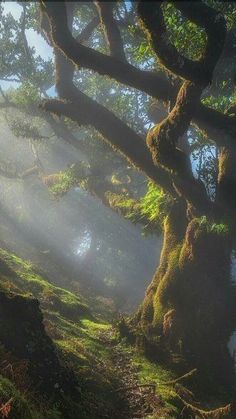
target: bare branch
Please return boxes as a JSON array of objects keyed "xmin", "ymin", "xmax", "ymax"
[
  {"xmin": 95, "ymin": 1, "xmax": 126, "ymax": 62},
  {"xmin": 76, "ymin": 16, "xmax": 99, "ymax": 44},
  {"xmin": 40, "ymin": 1, "xmax": 170, "ymax": 100}
]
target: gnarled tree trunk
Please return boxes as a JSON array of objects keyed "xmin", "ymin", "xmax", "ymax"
[
  {"xmin": 135, "ymin": 201, "xmax": 235, "ymax": 393},
  {"xmin": 41, "ymin": 0, "xmax": 236, "ymax": 398}
]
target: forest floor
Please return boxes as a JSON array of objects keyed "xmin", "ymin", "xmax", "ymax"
[
  {"xmin": 97, "ymin": 327, "xmax": 171, "ymax": 418},
  {"xmin": 0, "ymin": 245, "xmax": 232, "ymax": 418},
  {"xmin": 0, "ymin": 245, "xmax": 179, "ymax": 418}
]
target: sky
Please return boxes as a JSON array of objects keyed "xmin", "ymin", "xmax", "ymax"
[
  {"xmin": 1, "ymin": 2, "xmax": 132, "ymax": 94},
  {"xmin": 3, "ymin": 2, "xmax": 53, "ymax": 59},
  {"xmin": 1, "ymin": 2, "xmax": 54, "ymax": 92}
]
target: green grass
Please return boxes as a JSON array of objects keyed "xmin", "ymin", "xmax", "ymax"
[{"xmin": 0, "ymin": 247, "xmax": 113, "ymax": 374}]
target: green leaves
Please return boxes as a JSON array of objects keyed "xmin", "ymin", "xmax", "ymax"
[
  {"xmin": 138, "ymin": 181, "xmax": 173, "ymax": 232},
  {"xmin": 8, "ymin": 117, "xmax": 44, "ymax": 141},
  {"xmin": 107, "ymin": 181, "xmax": 173, "ymax": 234},
  {"xmin": 198, "ymin": 215, "xmax": 229, "ymax": 236},
  {"xmin": 202, "ymin": 94, "xmax": 232, "ymax": 113},
  {"xmin": 10, "ymin": 81, "xmax": 41, "ymax": 106},
  {"xmin": 162, "ymin": 2, "xmax": 206, "ymax": 61},
  {"xmin": 46, "ymin": 169, "xmax": 79, "ymax": 198}
]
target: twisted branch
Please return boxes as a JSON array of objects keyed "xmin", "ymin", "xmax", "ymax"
[
  {"xmin": 138, "ymin": 1, "xmax": 226, "ymax": 85},
  {"xmin": 138, "ymin": 1, "xmax": 226, "ymax": 214},
  {"xmin": 95, "ymin": 1, "xmax": 126, "ymax": 62},
  {"xmin": 40, "ymin": 1, "xmax": 175, "ymax": 196}
]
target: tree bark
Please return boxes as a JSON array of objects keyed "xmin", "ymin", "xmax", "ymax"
[
  {"xmin": 40, "ymin": 0, "xmax": 236, "ymax": 397},
  {"xmin": 134, "ymin": 203, "xmax": 235, "ymax": 392}
]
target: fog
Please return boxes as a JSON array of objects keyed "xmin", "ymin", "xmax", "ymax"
[{"xmin": 0, "ymin": 110, "xmax": 162, "ymax": 312}]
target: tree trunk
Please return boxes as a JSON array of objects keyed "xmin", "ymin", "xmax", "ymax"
[{"xmin": 133, "ymin": 201, "xmax": 235, "ymax": 394}]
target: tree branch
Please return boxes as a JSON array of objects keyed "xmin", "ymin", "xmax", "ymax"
[
  {"xmin": 138, "ymin": 1, "xmax": 227, "ymax": 214},
  {"xmin": 40, "ymin": 94, "xmax": 175, "ymax": 196},
  {"xmin": 76, "ymin": 16, "xmax": 99, "ymax": 44},
  {"xmin": 39, "ymin": 0, "xmax": 175, "ymax": 196},
  {"xmin": 40, "ymin": 0, "xmax": 170, "ymax": 100},
  {"xmin": 39, "ymin": 0, "xmax": 236, "ymax": 147},
  {"xmin": 95, "ymin": 1, "xmax": 126, "ymax": 62},
  {"xmin": 138, "ymin": 1, "xmax": 226, "ymax": 85}
]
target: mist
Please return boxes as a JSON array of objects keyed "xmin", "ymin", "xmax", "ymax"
[{"xmin": 0, "ymin": 109, "xmax": 162, "ymax": 312}]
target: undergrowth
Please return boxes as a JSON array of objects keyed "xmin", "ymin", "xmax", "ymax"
[{"xmin": 0, "ymin": 247, "xmax": 231, "ymax": 418}]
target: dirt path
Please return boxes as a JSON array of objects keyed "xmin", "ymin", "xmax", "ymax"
[{"xmin": 98, "ymin": 328, "xmax": 164, "ymax": 419}]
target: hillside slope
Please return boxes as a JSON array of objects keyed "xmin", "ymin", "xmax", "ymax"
[{"xmin": 0, "ymin": 248, "xmax": 231, "ymax": 418}]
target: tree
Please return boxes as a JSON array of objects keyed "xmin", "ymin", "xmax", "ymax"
[
  {"xmin": 0, "ymin": 0, "xmax": 236, "ymax": 398},
  {"xmin": 0, "ymin": 2, "xmax": 164, "ymax": 323},
  {"xmin": 37, "ymin": 0, "xmax": 236, "ymax": 395}
]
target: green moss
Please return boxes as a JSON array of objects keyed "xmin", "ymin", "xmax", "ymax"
[
  {"xmin": 49, "ymin": 169, "xmax": 79, "ymax": 197},
  {"xmin": 117, "ymin": 340, "xmax": 179, "ymax": 417},
  {"xmin": 0, "ymin": 249, "xmax": 123, "ymax": 417},
  {"xmin": 48, "ymin": 162, "xmax": 91, "ymax": 198},
  {"xmin": 106, "ymin": 192, "xmax": 140, "ymax": 221},
  {"xmin": 0, "ymin": 248, "xmax": 89, "ymax": 319},
  {"xmin": 152, "ymin": 244, "xmax": 182, "ymax": 325}
]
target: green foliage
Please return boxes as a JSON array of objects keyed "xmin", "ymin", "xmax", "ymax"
[
  {"xmin": 163, "ymin": 1, "xmax": 236, "ymax": 62},
  {"xmin": 205, "ymin": 0, "xmax": 236, "ymax": 30},
  {"xmin": 0, "ymin": 3, "xmax": 54, "ymax": 91},
  {"xmin": 10, "ymin": 81, "xmax": 41, "ymax": 107},
  {"xmin": 189, "ymin": 128, "xmax": 218, "ymax": 199},
  {"xmin": 201, "ymin": 94, "xmax": 232, "ymax": 113},
  {"xmin": 48, "ymin": 162, "xmax": 91, "ymax": 197},
  {"xmin": 138, "ymin": 181, "xmax": 172, "ymax": 230},
  {"xmin": 8, "ymin": 117, "xmax": 45, "ymax": 141},
  {"xmin": 198, "ymin": 216, "xmax": 229, "ymax": 235},
  {"xmin": 108, "ymin": 181, "xmax": 172, "ymax": 233},
  {"xmin": 163, "ymin": 2, "xmax": 206, "ymax": 61},
  {"xmin": 132, "ymin": 39, "xmax": 153, "ymax": 64}
]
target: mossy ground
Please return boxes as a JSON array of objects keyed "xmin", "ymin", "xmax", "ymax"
[
  {"xmin": 0, "ymin": 248, "xmax": 89, "ymax": 318},
  {"xmin": 0, "ymin": 248, "xmax": 121, "ymax": 417},
  {"xmin": 0, "ymin": 247, "xmax": 230, "ymax": 418}
]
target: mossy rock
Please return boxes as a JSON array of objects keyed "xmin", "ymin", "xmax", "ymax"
[{"xmin": 0, "ymin": 291, "xmax": 79, "ymax": 399}]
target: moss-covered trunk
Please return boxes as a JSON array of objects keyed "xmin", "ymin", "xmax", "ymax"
[{"xmin": 136, "ymin": 202, "xmax": 235, "ymax": 392}]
